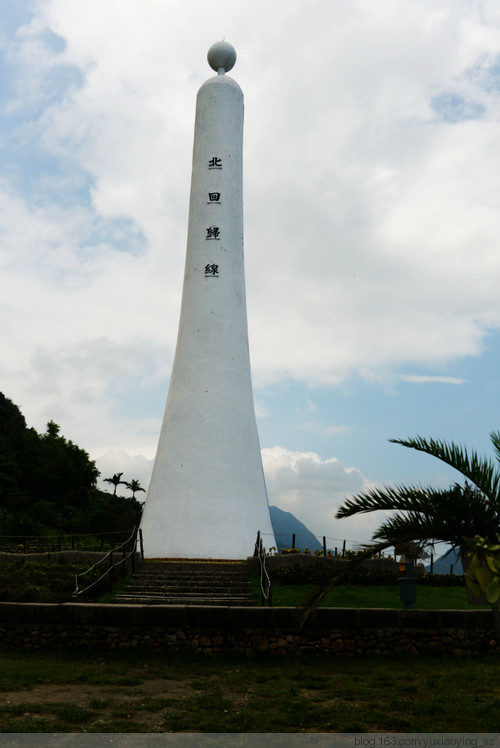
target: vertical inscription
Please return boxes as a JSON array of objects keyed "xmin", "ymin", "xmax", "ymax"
[
  {"xmin": 206, "ymin": 158, "xmax": 222, "ymax": 275},
  {"xmin": 205, "ymin": 263, "xmax": 219, "ymax": 277}
]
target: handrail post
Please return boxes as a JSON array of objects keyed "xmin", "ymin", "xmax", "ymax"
[
  {"xmin": 67, "ymin": 526, "xmax": 138, "ymax": 599},
  {"xmin": 254, "ymin": 531, "xmax": 272, "ymax": 607},
  {"xmin": 131, "ymin": 527, "xmax": 137, "ymax": 572},
  {"xmin": 139, "ymin": 529, "xmax": 144, "ymax": 559},
  {"xmin": 109, "ymin": 550, "xmax": 114, "ymax": 591},
  {"xmin": 253, "ymin": 530, "xmax": 261, "ymax": 557}
]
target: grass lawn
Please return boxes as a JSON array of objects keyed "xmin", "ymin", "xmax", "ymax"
[
  {"xmin": 265, "ymin": 582, "xmax": 484, "ymax": 609},
  {"xmin": 0, "ymin": 648, "xmax": 498, "ymax": 733}
]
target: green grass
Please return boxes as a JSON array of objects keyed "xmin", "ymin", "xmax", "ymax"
[
  {"xmin": 266, "ymin": 582, "xmax": 485, "ymax": 609},
  {"xmin": 0, "ymin": 559, "xmax": 89, "ymax": 602},
  {"xmin": 0, "ymin": 648, "xmax": 498, "ymax": 732},
  {"xmin": 249, "ymin": 572, "xmax": 484, "ymax": 609}
]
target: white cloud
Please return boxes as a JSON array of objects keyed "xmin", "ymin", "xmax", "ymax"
[
  {"xmin": 95, "ymin": 444, "xmax": 388, "ymax": 549},
  {"xmin": 400, "ymin": 375, "xmax": 466, "ymax": 385},
  {"xmin": 262, "ymin": 446, "xmax": 386, "ymax": 546},
  {"xmin": 1, "ymin": 0, "xmax": 500, "ymax": 467},
  {"xmin": 96, "ymin": 451, "xmax": 154, "ymax": 493}
]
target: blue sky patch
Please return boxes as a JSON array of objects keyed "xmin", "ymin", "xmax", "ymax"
[{"xmin": 431, "ymin": 92, "xmax": 485, "ymax": 123}]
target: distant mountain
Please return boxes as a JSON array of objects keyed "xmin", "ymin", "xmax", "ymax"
[
  {"xmin": 426, "ymin": 547, "xmax": 463, "ymax": 575},
  {"xmin": 269, "ymin": 506, "xmax": 322, "ymax": 552}
]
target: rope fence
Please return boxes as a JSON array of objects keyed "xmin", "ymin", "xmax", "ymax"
[{"xmin": 0, "ymin": 530, "xmax": 134, "ymax": 555}]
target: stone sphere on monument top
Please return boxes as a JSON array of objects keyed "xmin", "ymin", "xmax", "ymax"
[{"xmin": 207, "ymin": 41, "xmax": 237, "ymax": 73}]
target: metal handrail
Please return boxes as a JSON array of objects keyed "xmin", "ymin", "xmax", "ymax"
[
  {"xmin": 254, "ymin": 530, "xmax": 272, "ymax": 607},
  {"xmin": 73, "ymin": 527, "xmax": 141, "ymax": 598}
]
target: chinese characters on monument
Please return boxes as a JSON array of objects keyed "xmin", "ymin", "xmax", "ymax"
[
  {"xmin": 206, "ymin": 226, "xmax": 220, "ymax": 240},
  {"xmin": 205, "ymin": 263, "xmax": 219, "ymax": 277}
]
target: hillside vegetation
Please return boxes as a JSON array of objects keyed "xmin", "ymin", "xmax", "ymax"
[{"xmin": 0, "ymin": 393, "xmax": 143, "ymax": 541}]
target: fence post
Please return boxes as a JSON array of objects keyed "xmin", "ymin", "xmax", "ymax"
[
  {"xmin": 430, "ymin": 553, "xmax": 434, "ymax": 574},
  {"xmin": 292, "ymin": 533, "xmax": 295, "ymax": 550},
  {"xmin": 139, "ymin": 529, "xmax": 144, "ymax": 559},
  {"xmin": 342, "ymin": 539, "xmax": 346, "ymax": 559},
  {"xmin": 323, "ymin": 536, "xmax": 327, "ymax": 557}
]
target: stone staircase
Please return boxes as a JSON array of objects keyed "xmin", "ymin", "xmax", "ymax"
[{"xmin": 113, "ymin": 559, "xmax": 256, "ymax": 606}]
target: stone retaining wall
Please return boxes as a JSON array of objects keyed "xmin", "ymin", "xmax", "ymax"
[{"xmin": 0, "ymin": 603, "xmax": 496, "ymax": 656}]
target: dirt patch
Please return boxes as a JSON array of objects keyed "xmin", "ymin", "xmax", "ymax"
[
  {"xmin": 0, "ymin": 678, "xmax": 192, "ymax": 706},
  {"xmin": 0, "ymin": 675, "xmax": 206, "ymax": 731}
]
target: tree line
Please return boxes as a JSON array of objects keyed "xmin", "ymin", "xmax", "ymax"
[{"xmin": 0, "ymin": 392, "xmax": 143, "ymax": 538}]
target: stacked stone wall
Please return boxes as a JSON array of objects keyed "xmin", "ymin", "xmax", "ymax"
[{"xmin": 0, "ymin": 603, "xmax": 496, "ymax": 656}]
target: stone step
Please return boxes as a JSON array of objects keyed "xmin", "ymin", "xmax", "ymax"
[
  {"xmin": 125, "ymin": 575, "xmax": 250, "ymax": 585},
  {"xmin": 123, "ymin": 589, "xmax": 253, "ymax": 597},
  {"xmin": 122, "ymin": 582, "xmax": 250, "ymax": 592},
  {"xmin": 123, "ymin": 578, "xmax": 249, "ymax": 585},
  {"xmin": 136, "ymin": 562, "xmax": 247, "ymax": 568},
  {"xmin": 113, "ymin": 595, "xmax": 254, "ymax": 606},
  {"xmin": 137, "ymin": 569, "xmax": 247, "ymax": 579},
  {"xmin": 114, "ymin": 559, "xmax": 256, "ymax": 606}
]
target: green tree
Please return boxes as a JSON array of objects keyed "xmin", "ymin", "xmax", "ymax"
[
  {"xmin": 45, "ymin": 420, "xmax": 61, "ymax": 438},
  {"xmin": 103, "ymin": 472, "xmax": 126, "ymax": 496},
  {"xmin": 0, "ymin": 394, "xmax": 28, "ymax": 524},
  {"xmin": 125, "ymin": 479, "xmax": 145, "ymax": 500},
  {"xmin": 28, "ymin": 421, "xmax": 99, "ymax": 512},
  {"xmin": 298, "ymin": 432, "xmax": 500, "ymax": 625},
  {"xmin": 336, "ymin": 433, "xmax": 500, "ymax": 555},
  {"xmin": 0, "ymin": 392, "xmax": 146, "ymax": 540},
  {"xmin": 329, "ymin": 432, "xmax": 500, "ymax": 639}
]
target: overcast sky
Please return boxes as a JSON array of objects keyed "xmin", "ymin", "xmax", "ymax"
[{"xmin": 2, "ymin": 0, "xmax": 500, "ymax": 550}]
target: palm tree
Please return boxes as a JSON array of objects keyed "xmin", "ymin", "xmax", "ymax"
[
  {"xmin": 103, "ymin": 472, "xmax": 126, "ymax": 496},
  {"xmin": 298, "ymin": 432, "xmax": 500, "ymax": 624},
  {"xmin": 125, "ymin": 479, "xmax": 145, "ymax": 500},
  {"xmin": 336, "ymin": 432, "xmax": 500, "ymax": 555}
]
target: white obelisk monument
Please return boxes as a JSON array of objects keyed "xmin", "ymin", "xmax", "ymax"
[{"xmin": 140, "ymin": 41, "xmax": 276, "ymax": 559}]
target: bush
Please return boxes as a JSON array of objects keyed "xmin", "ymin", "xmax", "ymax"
[
  {"xmin": 270, "ymin": 562, "xmax": 465, "ymax": 587},
  {"xmin": 0, "ymin": 558, "xmax": 88, "ymax": 602}
]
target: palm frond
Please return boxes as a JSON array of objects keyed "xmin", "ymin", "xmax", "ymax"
[
  {"xmin": 336, "ymin": 483, "xmax": 448, "ymax": 518},
  {"xmin": 337, "ymin": 483, "xmax": 497, "ymax": 549},
  {"xmin": 490, "ymin": 431, "xmax": 500, "ymax": 466},
  {"xmin": 389, "ymin": 435, "xmax": 500, "ymax": 503}
]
